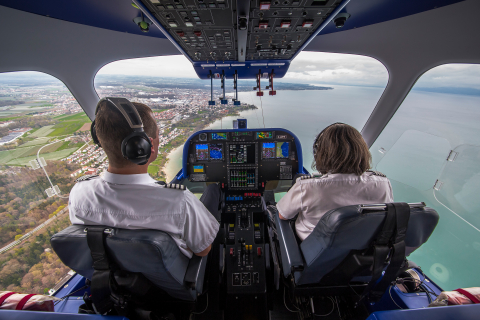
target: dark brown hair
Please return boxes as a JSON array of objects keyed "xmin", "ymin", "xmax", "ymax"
[
  {"xmin": 95, "ymin": 101, "xmax": 157, "ymax": 167},
  {"xmin": 312, "ymin": 123, "xmax": 371, "ymax": 175}
]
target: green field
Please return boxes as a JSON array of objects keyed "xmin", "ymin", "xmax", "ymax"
[
  {"xmin": 5, "ymin": 147, "xmax": 77, "ymax": 166},
  {"xmin": 48, "ymin": 114, "xmax": 90, "ymax": 137},
  {"xmin": 31, "ymin": 125, "xmax": 54, "ymax": 138},
  {"xmin": 20, "ymin": 137, "xmax": 51, "ymax": 147}
]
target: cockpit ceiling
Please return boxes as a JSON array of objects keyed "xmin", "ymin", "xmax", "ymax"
[{"xmin": 138, "ymin": 0, "xmax": 344, "ymax": 63}]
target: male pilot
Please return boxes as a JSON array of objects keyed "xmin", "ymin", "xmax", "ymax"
[{"xmin": 69, "ymin": 98, "xmax": 220, "ymax": 257}]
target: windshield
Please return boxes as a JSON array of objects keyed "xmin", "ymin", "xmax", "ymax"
[
  {"xmin": 371, "ymin": 63, "xmax": 480, "ymax": 290},
  {"xmin": 95, "ymin": 52, "xmax": 389, "ymax": 182}
]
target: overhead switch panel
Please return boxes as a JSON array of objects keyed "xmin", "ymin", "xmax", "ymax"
[{"xmin": 139, "ymin": 0, "xmax": 344, "ymax": 62}]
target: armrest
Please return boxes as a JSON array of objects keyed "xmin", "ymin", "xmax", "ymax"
[
  {"xmin": 184, "ymin": 254, "xmax": 208, "ymax": 294},
  {"xmin": 274, "ymin": 207, "xmax": 304, "ymax": 278}
]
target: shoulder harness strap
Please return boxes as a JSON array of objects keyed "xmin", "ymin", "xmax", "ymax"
[
  {"xmin": 367, "ymin": 170, "xmax": 387, "ymax": 178},
  {"xmin": 165, "ymin": 183, "xmax": 187, "ymax": 190},
  {"xmin": 76, "ymin": 174, "xmax": 99, "ymax": 182}
]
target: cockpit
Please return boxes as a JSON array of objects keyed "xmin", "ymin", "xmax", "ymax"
[{"xmin": 1, "ymin": 0, "xmax": 480, "ymax": 320}]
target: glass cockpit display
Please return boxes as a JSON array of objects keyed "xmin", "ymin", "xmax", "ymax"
[
  {"xmin": 195, "ymin": 144, "xmax": 209, "ymax": 161},
  {"xmin": 211, "ymin": 132, "xmax": 227, "ymax": 140},
  {"xmin": 276, "ymin": 142, "xmax": 289, "ymax": 158},
  {"xmin": 262, "ymin": 143, "xmax": 276, "ymax": 159},
  {"xmin": 256, "ymin": 131, "xmax": 273, "ymax": 139},
  {"xmin": 229, "ymin": 144, "xmax": 256, "ymax": 164},
  {"xmin": 209, "ymin": 143, "xmax": 223, "ymax": 160}
]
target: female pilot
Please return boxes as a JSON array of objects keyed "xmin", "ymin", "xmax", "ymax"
[{"xmin": 277, "ymin": 123, "xmax": 393, "ymax": 241}]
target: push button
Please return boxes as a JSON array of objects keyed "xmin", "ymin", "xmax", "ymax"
[{"xmin": 257, "ymin": 247, "xmax": 262, "ymax": 256}]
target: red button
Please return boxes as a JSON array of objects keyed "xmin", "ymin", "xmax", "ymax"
[
  {"xmin": 221, "ymin": 183, "xmax": 224, "ymax": 188},
  {"xmin": 257, "ymin": 247, "xmax": 262, "ymax": 256},
  {"xmin": 230, "ymin": 248, "xmax": 234, "ymax": 256}
]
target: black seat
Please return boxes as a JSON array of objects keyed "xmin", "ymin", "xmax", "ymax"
[
  {"xmin": 271, "ymin": 202, "xmax": 439, "ymax": 299},
  {"xmin": 51, "ymin": 225, "xmax": 208, "ymax": 316}
]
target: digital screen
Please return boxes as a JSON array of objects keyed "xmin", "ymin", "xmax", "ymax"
[
  {"xmin": 193, "ymin": 165, "xmax": 204, "ymax": 173},
  {"xmin": 276, "ymin": 142, "xmax": 289, "ymax": 158},
  {"xmin": 195, "ymin": 144, "xmax": 209, "ymax": 161},
  {"xmin": 229, "ymin": 144, "xmax": 256, "ymax": 164},
  {"xmin": 211, "ymin": 132, "xmax": 227, "ymax": 140},
  {"xmin": 256, "ymin": 131, "xmax": 273, "ymax": 139},
  {"xmin": 262, "ymin": 142, "xmax": 276, "ymax": 159},
  {"xmin": 209, "ymin": 143, "xmax": 223, "ymax": 160}
]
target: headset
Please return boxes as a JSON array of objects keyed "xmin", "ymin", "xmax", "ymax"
[{"xmin": 91, "ymin": 97, "xmax": 152, "ymax": 165}]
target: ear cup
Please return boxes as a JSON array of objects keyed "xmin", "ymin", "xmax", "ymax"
[
  {"xmin": 121, "ymin": 132, "xmax": 152, "ymax": 165},
  {"xmin": 91, "ymin": 120, "xmax": 101, "ymax": 147}
]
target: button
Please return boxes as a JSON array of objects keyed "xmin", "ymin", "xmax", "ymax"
[
  {"xmin": 230, "ymin": 248, "xmax": 234, "ymax": 256},
  {"xmin": 257, "ymin": 247, "xmax": 262, "ymax": 256}
]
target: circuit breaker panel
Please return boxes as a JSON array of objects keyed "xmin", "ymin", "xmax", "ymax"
[{"xmin": 139, "ymin": 0, "xmax": 343, "ymax": 62}]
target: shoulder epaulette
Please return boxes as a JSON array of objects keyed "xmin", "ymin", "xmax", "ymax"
[
  {"xmin": 300, "ymin": 174, "xmax": 322, "ymax": 180},
  {"xmin": 75, "ymin": 174, "xmax": 99, "ymax": 182},
  {"xmin": 367, "ymin": 170, "xmax": 387, "ymax": 178},
  {"xmin": 164, "ymin": 183, "xmax": 187, "ymax": 190}
]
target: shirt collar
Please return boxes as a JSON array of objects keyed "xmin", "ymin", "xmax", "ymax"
[{"xmin": 102, "ymin": 172, "xmax": 157, "ymax": 185}]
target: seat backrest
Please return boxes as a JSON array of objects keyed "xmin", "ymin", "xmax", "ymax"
[
  {"xmin": 297, "ymin": 204, "xmax": 439, "ymax": 285},
  {"xmin": 51, "ymin": 225, "xmax": 196, "ymax": 301}
]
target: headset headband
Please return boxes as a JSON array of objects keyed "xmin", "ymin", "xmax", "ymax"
[{"xmin": 96, "ymin": 97, "xmax": 144, "ymax": 130}]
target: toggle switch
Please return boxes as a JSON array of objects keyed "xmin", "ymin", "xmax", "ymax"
[{"xmin": 257, "ymin": 247, "xmax": 262, "ymax": 256}]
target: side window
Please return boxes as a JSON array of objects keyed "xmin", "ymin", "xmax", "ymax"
[
  {"xmin": 0, "ymin": 71, "xmax": 98, "ymax": 294},
  {"xmin": 371, "ymin": 64, "xmax": 480, "ymax": 289}
]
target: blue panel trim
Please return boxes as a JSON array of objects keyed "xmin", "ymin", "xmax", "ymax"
[
  {"xmin": 192, "ymin": 60, "xmax": 291, "ymax": 80},
  {"xmin": 0, "ymin": 0, "xmax": 167, "ymax": 39},
  {"xmin": 181, "ymin": 128, "xmax": 303, "ymax": 180},
  {"xmin": 366, "ymin": 304, "xmax": 480, "ymax": 320},
  {"xmin": 317, "ymin": 0, "xmax": 465, "ymax": 37}
]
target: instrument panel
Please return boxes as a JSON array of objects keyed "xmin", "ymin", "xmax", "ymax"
[{"xmin": 186, "ymin": 128, "xmax": 300, "ymax": 190}]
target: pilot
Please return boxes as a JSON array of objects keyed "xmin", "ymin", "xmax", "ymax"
[
  {"xmin": 277, "ymin": 123, "xmax": 393, "ymax": 241},
  {"xmin": 69, "ymin": 99, "xmax": 220, "ymax": 258}
]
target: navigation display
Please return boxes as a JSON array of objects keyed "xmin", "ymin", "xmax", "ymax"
[
  {"xmin": 262, "ymin": 142, "xmax": 276, "ymax": 159},
  {"xmin": 195, "ymin": 144, "xmax": 209, "ymax": 161},
  {"xmin": 256, "ymin": 131, "xmax": 273, "ymax": 139},
  {"xmin": 276, "ymin": 142, "xmax": 290, "ymax": 158},
  {"xmin": 212, "ymin": 132, "xmax": 227, "ymax": 140},
  {"xmin": 209, "ymin": 143, "xmax": 223, "ymax": 160},
  {"xmin": 229, "ymin": 144, "xmax": 256, "ymax": 164}
]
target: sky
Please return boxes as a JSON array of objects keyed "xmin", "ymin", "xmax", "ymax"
[
  {"xmin": 96, "ymin": 52, "xmax": 480, "ymax": 90},
  {"xmin": 1, "ymin": 52, "xmax": 479, "ymax": 90}
]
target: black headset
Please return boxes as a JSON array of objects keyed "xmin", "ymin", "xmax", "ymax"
[{"xmin": 91, "ymin": 97, "xmax": 152, "ymax": 165}]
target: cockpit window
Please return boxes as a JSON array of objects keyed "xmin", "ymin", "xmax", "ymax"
[
  {"xmin": 0, "ymin": 71, "xmax": 96, "ymax": 294},
  {"xmin": 94, "ymin": 52, "xmax": 388, "ymax": 181},
  {"xmin": 370, "ymin": 63, "xmax": 480, "ymax": 290}
]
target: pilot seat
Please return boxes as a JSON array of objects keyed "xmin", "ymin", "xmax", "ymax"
[
  {"xmin": 51, "ymin": 225, "xmax": 208, "ymax": 319},
  {"xmin": 269, "ymin": 202, "xmax": 439, "ymax": 312}
]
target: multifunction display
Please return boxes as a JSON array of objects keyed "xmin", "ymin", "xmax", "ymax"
[
  {"xmin": 256, "ymin": 132, "xmax": 273, "ymax": 139},
  {"xmin": 210, "ymin": 143, "xmax": 223, "ymax": 160},
  {"xmin": 262, "ymin": 143, "xmax": 275, "ymax": 159},
  {"xmin": 229, "ymin": 144, "xmax": 256, "ymax": 164},
  {"xmin": 212, "ymin": 132, "xmax": 227, "ymax": 140},
  {"xmin": 196, "ymin": 144, "xmax": 209, "ymax": 161},
  {"xmin": 276, "ymin": 142, "xmax": 289, "ymax": 158}
]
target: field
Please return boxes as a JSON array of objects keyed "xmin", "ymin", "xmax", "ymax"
[
  {"xmin": 48, "ymin": 113, "xmax": 90, "ymax": 137},
  {"xmin": 31, "ymin": 125, "xmax": 54, "ymax": 138},
  {"xmin": 77, "ymin": 122, "xmax": 91, "ymax": 132},
  {"xmin": 19, "ymin": 137, "xmax": 51, "ymax": 147},
  {"xmin": 4, "ymin": 148, "xmax": 77, "ymax": 166}
]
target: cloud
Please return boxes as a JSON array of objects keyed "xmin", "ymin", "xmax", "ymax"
[{"xmin": 95, "ymin": 51, "xmax": 480, "ymax": 90}]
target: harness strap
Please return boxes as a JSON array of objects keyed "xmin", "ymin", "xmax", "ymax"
[
  {"xmin": 370, "ymin": 203, "xmax": 411, "ymax": 301},
  {"xmin": 455, "ymin": 289, "xmax": 480, "ymax": 304},
  {"xmin": 358, "ymin": 203, "xmax": 396, "ymax": 302},
  {"xmin": 86, "ymin": 227, "xmax": 114, "ymax": 315},
  {"xmin": 15, "ymin": 294, "xmax": 36, "ymax": 310}
]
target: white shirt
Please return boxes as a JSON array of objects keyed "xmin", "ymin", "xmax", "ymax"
[
  {"xmin": 277, "ymin": 172, "xmax": 393, "ymax": 241},
  {"xmin": 69, "ymin": 172, "xmax": 220, "ymax": 258}
]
